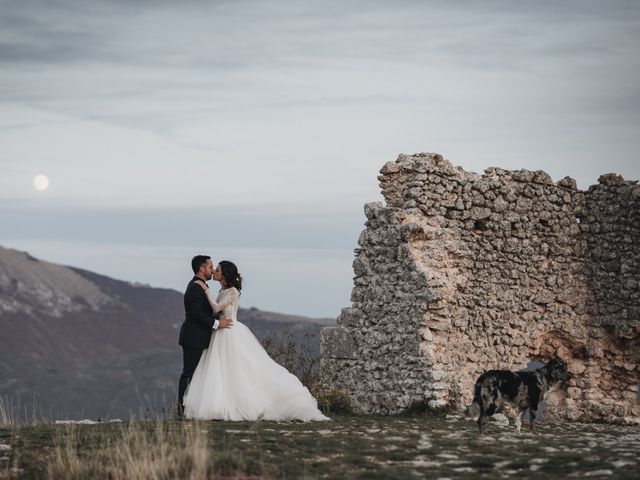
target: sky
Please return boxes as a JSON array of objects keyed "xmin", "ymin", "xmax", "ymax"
[{"xmin": 1, "ymin": 0, "xmax": 639, "ymax": 317}]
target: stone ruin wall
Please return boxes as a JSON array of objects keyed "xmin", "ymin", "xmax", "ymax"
[{"xmin": 320, "ymin": 153, "xmax": 640, "ymax": 422}]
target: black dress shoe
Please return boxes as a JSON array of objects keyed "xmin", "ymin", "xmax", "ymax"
[{"xmin": 175, "ymin": 405, "xmax": 185, "ymax": 420}]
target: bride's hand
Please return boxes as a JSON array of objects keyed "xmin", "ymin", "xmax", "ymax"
[{"xmin": 194, "ymin": 280, "xmax": 208, "ymax": 290}]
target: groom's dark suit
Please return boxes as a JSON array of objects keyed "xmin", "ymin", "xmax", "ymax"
[{"xmin": 177, "ymin": 275, "xmax": 220, "ymax": 414}]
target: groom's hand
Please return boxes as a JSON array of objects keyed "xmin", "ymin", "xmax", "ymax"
[{"xmin": 218, "ymin": 318, "xmax": 233, "ymax": 329}]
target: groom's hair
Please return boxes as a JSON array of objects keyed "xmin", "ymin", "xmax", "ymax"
[{"xmin": 191, "ymin": 255, "xmax": 211, "ymax": 274}]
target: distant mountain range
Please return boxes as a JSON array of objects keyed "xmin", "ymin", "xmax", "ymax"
[{"xmin": 0, "ymin": 245, "xmax": 334, "ymax": 420}]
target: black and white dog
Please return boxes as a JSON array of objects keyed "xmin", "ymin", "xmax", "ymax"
[{"xmin": 470, "ymin": 359, "xmax": 571, "ymax": 434}]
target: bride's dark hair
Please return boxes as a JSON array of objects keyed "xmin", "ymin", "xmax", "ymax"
[{"xmin": 218, "ymin": 260, "xmax": 242, "ymax": 292}]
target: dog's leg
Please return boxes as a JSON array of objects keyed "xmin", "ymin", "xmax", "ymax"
[
  {"xmin": 514, "ymin": 412, "xmax": 522, "ymax": 434},
  {"xmin": 529, "ymin": 409, "xmax": 537, "ymax": 434},
  {"xmin": 529, "ymin": 396, "xmax": 541, "ymax": 434},
  {"xmin": 477, "ymin": 414, "xmax": 486, "ymax": 434},
  {"xmin": 501, "ymin": 404, "xmax": 519, "ymax": 434},
  {"xmin": 478, "ymin": 402, "xmax": 497, "ymax": 434}
]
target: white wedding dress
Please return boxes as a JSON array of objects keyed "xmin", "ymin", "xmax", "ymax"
[{"xmin": 183, "ymin": 286, "xmax": 329, "ymax": 422}]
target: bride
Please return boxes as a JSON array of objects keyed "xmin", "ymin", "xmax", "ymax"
[{"xmin": 182, "ymin": 260, "xmax": 329, "ymax": 422}]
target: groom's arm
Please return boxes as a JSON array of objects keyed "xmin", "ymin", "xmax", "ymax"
[
  {"xmin": 211, "ymin": 309, "xmax": 221, "ymax": 329},
  {"xmin": 184, "ymin": 284, "xmax": 216, "ymax": 330}
]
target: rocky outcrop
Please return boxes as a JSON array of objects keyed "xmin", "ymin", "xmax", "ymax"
[{"xmin": 320, "ymin": 153, "xmax": 639, "ymax": 422}]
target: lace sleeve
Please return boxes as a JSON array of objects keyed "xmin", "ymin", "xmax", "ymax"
[{"xmin": 204, "ymin": 287, "xmax": 239, "ymax": 312}]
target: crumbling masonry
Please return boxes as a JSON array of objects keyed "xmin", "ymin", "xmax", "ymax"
[{"xmin": 320, "ymin": 153, "xmax": 640, "ymax": 422}]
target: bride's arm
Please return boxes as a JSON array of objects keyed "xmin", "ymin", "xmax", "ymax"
[{"xmin": 195, "ymin": 282, "xmax": 238, "ymax": 312}]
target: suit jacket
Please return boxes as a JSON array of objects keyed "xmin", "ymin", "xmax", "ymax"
[{"xmin": 178, "ymin": 276, "xmax": 220, "ymax": 349}]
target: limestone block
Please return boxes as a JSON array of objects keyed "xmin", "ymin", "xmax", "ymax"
[
  {"xmin": 364, "ymin": 201, "xmax": 384, "ymax": 220},
  {"xmin": 598, "ymin": 173, "xmax": 625, "ymax": 185},
  {"xmin": 320, "ymin": 326, "xmax": 357, "ymax": 360},
  {"xmin": 428, "ymin": 399, "xmax": 448, "ymax": 409},
  {"xmin": 558, "ymin": 176, "xmax": 578, "ymax": 190},
  {"xmin": 431, "ymin": 370, "xmax": 448, "ymax": 381},
  {"xmin": 337, "ymin": 307, "xmax": 357, "ymax": 327},
  {"xmin": 493, "ymin": 195, "xmax": 508, "ymax": 212},
  {"xmin": 380, "ymin": 161, "xmax": 401, "ymax": 175}
]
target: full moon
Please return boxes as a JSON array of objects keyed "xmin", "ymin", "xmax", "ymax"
[{"xmin": 33, "ymin": 174, "xmax": 50, "ymax": 192}]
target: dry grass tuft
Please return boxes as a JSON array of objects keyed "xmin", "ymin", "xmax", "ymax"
[
  {"xmin": 47, "ymin": 422, "xmax": 215, "ymax": 480},
  {"xmin": 0, "ymin": 394, "xmax": 47, "ymax": 428},
  {"xmin": 0, "ymin": 396, "xmax": 15, "ymax": 429},
  {"xmin": 310, "ymin": 385, "xmax": 353, "ymax": 415}
]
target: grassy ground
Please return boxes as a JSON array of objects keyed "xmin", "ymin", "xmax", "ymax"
[{"xmin": 1, "ymin": 414, "xmax": 639, "ymax": 479}]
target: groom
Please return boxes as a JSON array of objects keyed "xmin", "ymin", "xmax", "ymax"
[{"xmin": 177, "ymin": 255, "xmax": 233, "ymax": 417}]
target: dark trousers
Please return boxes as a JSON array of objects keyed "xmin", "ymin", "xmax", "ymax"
[{"xmin": 178, "ymin": 347, "xmax": 203, "ymax": 414}]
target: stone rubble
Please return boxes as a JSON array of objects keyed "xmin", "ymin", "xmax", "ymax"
[{"xmin": 320, "ymin": 153, "xmax": 640, "ymax": 422}]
